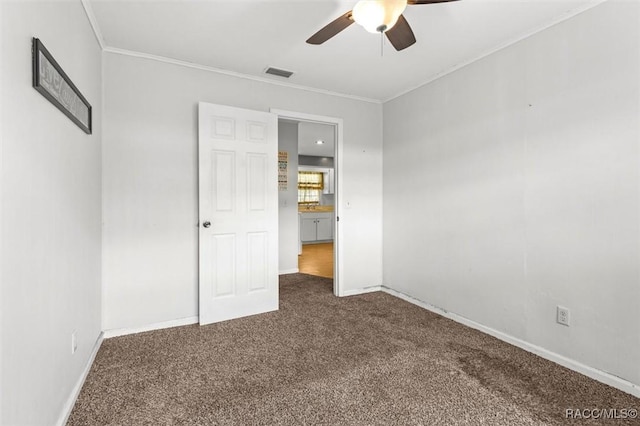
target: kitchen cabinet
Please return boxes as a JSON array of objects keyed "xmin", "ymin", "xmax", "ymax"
[
  {"xmin": 322, "ymin": 169, "xmax": 335, "ymax": 195},
  {"xmin": 300, "ymin": 212, "xmax": 333, "ymax": 242}
]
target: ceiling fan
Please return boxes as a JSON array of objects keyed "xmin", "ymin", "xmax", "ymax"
[{"xmin": 307, "ymin": 0, "xmax": 460, "ymax": 51}]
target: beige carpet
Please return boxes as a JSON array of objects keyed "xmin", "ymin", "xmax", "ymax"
[{"xmin": 69, "ymin": 274, "xmax": 638, "ymax": 425}]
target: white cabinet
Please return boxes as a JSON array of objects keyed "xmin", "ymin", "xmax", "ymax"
[
  {"xmin": 316, "ymin": 217, "xmax": 333, "ymax": 240},
  {"xmin": 300, "ymin": 212, "xmax": 333, "ymax": 242},
  {"xmin": 322, "ymin": 169, "xmax": 335, "ymax": 195},
  {"xmin": 301, "ymin": 217, "xmax": 318, "ymax": 242}
]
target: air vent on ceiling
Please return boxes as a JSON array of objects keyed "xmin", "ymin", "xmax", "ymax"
[{"xmin": 264, "ymin": 67, "xmax": 294, "ymax": 78}]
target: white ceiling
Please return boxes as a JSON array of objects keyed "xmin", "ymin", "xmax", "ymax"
[
  {"xmin": 297, "ymin": 121, "xmax": 336, "ymax": 157},
  {"xmin": 87, "ymin": 0, "xmax": 603, "ymax": 102}
]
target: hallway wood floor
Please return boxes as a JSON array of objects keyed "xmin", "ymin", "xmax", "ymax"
[{"xmin": 298, "ymin": 242, "xmax": 333, "ymax": 279}]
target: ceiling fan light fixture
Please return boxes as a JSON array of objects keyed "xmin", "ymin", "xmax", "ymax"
[{"xmin": 352, "ymin": 0, "xmax": 407, "ymax": 33}]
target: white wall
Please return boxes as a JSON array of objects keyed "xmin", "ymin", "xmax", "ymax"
[
  {"xmin": 383, "ymin": 0, "xmax": 640, "ymax": 388},
  {"xmin": 0, "ymin": 1, "xmax": 103, "ymax": 424},
  {"xmin": 0, "ymin": 3, "xmax": 4, "ymax": 423},
  {"xmin": 102, "ymin": 52, "xmax": 383, "ymax": 331},
  {"xmin": 278, "ymin": 121, "xmax": 300, "ymax": 274}
]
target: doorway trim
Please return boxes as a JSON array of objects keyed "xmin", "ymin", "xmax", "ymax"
[{"xmin": 271, "ymin": 109, "xmax": 344, "ymax": 297}]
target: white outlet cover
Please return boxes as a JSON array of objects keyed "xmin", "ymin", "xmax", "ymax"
[{"xmin": 557, "ymin": 306, "xmax": 570, "ymax": 326}]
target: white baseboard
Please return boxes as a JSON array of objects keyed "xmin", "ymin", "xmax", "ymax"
[
  {"xmin": 103, "ymin": 316, "xmax": 199, "ymax": 339},
  {"xmin": 279, "ymin": 268, "xmax": 299, "ymax": 275},
  {"xmin": 340, "ymin": 286, "xmax": 382, "ymax": 297},
  {"xmin": 57, "ymin": 332, "xmax": 104, "ymax": 426},
  {"xmin": 381, "ymin": 287, "xmax": 640, "ymax": 399}
]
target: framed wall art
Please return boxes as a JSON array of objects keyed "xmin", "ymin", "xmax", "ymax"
[
  {"xmin": 278, "ymin": 151, "xmax": 288, "ymax": 191},
  {"xmin": 32, "ymin": 37, "xmax": 92, "ymax": 134}
]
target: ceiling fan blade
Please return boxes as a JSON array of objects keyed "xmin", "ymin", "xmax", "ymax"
[
  {"xmin": 385, "ymin": 14, "xmax": 416, "ymax": 51},
  {"xmin": 408, "ymin": 0, "xmax": 461, "ymax": 4},
  {"xmin": 306, "ymin": 11, "xmax": 355, "ymax": 45}
]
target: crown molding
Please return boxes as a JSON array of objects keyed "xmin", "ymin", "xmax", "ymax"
[
  {"xmin": 80, "ymin": 0, "xmax": 105, "ymax": 50},
  {"xmin": 103, "ymin": 47, "xmax": 381, "ymax": 104}
]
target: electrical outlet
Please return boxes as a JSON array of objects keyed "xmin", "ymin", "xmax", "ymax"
[
  {"xmin": 557, "ymin": 306, "xmax": 570, "ymax": 326},
  {"xmin": 71, "ymin": 331, "xmax": 78, "ymax": 354}
]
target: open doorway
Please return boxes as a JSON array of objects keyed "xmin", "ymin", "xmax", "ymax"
[
  {"xmin": 297, "ymin": 122, "xmax": 335, "ymax": 280},
  {"xmin": 273, "ymin": 109, "xmax": 343, "ymax": 297}
]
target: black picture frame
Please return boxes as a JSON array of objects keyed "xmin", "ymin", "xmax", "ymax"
[{"xmin": 32, "ymin": 38, "xmax": 92, "ymax": 134}]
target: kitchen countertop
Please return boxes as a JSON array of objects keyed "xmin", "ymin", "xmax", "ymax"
[{"xmin": 298, "ymin": 205, "xmax": 334, "ymax": 213}]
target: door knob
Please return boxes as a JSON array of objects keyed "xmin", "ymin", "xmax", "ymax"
[{"xmin": 203, "ymin": 221, "xmax": 211, "ymax": 228}]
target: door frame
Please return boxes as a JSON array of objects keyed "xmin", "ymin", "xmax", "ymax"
[{"xmin": 270, "ymin": 109, "xmax": 344, "ymax": 297}]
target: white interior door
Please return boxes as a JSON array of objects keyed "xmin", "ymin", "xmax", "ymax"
[{"xmin": 198, "ymin": 102, "xmax": 278, "ymax": 325}]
